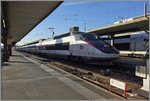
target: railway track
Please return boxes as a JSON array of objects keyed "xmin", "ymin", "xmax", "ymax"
[{"xmin": 21, "ymin": 52, "xmax": 144, "ymax": 99}]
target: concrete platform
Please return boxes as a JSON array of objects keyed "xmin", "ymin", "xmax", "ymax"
[
  {"xmin": 113, "ymin": 57, "xmax": 146, "ymax": 70},
  {"xmin": 1, "ymin": 51, "xmax": 122, "ymax": 100},
  {"xmin": 114, "ymin": 57, "xmax": 145, "ymax": 66}
]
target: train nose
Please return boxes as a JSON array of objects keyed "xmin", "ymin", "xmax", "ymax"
[{"xmin": 98, "ymin": 46, "xmax": 119, "ymax": 54}]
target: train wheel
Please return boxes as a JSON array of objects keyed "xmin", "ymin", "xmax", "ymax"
[
  {"xmin": 128, "ymin": 54, "xmax": 131, "ymax": 57},
  {"xmin": 68, "ymin": 56, "xmax": 74, "ymax": 61},
  {"xmin": 139, "ymin": 54, "xmax": 144, "ymax": 58},
  {"xmin": 78, "ymin": 56, "xmax": 86, "ymax": 63}
]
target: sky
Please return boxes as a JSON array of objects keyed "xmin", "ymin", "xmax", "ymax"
[{"xmin": 16, "ymin": 0, "xmax": 149, "ymax": 46}]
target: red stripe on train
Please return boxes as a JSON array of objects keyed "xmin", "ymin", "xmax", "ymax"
[{"xmin": 83, "ymin": 40, "xmax": 96, "ymax": 48}]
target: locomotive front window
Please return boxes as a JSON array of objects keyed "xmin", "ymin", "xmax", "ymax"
[
  {"xmin": 75, "ymin": 35, "xmax": 84, "ymax": 41},
  {"xmin": 82, "ymin": 33, "xmax": 119, "ymax": 54},
  {"xmin": 82, "ymin": 33, "xmax": 98, "ymax": 41}
]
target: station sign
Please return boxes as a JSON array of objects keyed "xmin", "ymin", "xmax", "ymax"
[
  {"xmin": 110, "ymin": 78, "xmax": 126, "ymax": 90},
  {"xmin": 110, "ymin": 78, "xmax": 127, "ymax": 98}
]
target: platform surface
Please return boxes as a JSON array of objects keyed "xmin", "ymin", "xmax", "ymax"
[
  {"xmin": 113, "ymin": 57, "xmax": 146, "ymax": 70},
  {"xmin": 1, "ymin": 51, "xmax": 122, "ymax": 100}
]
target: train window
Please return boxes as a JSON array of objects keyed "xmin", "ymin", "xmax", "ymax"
[
  {"xmin": 43, "ymin": 46, "xmax": 45, "ymax": 50},
  {"xmin": 144, "ymin": 38, "xmax": 148, "ymax": 42},
  {"xmin": 39, "ymin": 46, "xmax": 42, "ymax": 50},
  {"xmin": 75, "ymin": 35, "xmax": 83, "ymax": 41},
  {"xmin": 43, "ymin": 42, "xmax": 69, "ymax": 50},
  {"xmin": 82, "ymin": 33, "xmax": 98, "ymax": 41}
]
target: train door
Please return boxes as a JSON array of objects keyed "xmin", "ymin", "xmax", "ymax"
[
  {"xmin": 130, "ymin": 38, "xmax": 136, "ymax": 51},
  {"xmin": 75, "ymin": 35, "xmax": 88, "ymax": 56},
  {"xmin": 143, "ymin": 34, "xmax": 149, "ymax": 51},
  {"xmin": 136, "ymin": 36, "xmax": 143, "ymax": 51},
  {"xmin": 131, "ymin": 34, "xmax": 144, "ymax": 51},
  {"xmin": 69, "ymin": 35, "xmax": 75, "ymax": 56},
  {"xmin": 70, "ymin": 34, "xmax": 87, "ymax": 56}
]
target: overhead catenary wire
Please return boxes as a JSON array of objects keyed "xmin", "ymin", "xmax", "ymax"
[
  {"xmin": 50, "ymin": 2, "xmax": 99, "ymax": 28},
  {"xmin": 49, "ymin": 3, "xmax": 142, "ymax": 29},
  {"xmin": 51, "ymin": 5, "xmax": 139, "ymax": 17},
  {"xmin": 45, "ymin": 2, "xmax": 147, "ymax": 34}
]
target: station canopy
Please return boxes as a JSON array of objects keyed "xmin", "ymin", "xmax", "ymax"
[
  {"xmin": 1, "ymin": 1, "xmax": 63, "ymax": 46},
  {"xmin": 88, "ymin": 15, "xmax": 149, "ymax": 36}
]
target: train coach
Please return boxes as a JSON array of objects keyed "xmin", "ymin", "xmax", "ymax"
[{"xmin": 101, "ymin": 31, "xmax": 149, "ymax": 58}]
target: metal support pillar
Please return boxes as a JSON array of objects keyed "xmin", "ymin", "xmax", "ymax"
[
  {"xmin": 8, "ymin": 44, "xmax": 12, "ymax": 56},
  {"xmin": 3, "ymin": 30, "xmax": 9, "ymax": 62},
  {"xmin": 144, "ymin": 3, "xmax": 147, "ymax": 17},
  {"xmin": 2, "ymin": 2, "xmax": 9, "ymax": 61},
  {"xmin": 110, "ymin": 35, "xmax": 114, "ymax": 46}
]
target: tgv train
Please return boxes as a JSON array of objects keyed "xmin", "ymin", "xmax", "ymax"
[
  {"xmin": 101, "ymin": 31, "xmax": 149, "ymax": 57},
  {"xmin": 16, "ymin": 29, "xmax": 119, "ymax": 64}
]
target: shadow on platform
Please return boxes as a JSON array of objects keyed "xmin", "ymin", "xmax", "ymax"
[
  {"xmin": 8, "ymin": 60, "xmax": 33, "ymax": 64},
  {"xmin": 1, "ymin": 63, "xmax": 10, "ymax": 67},
  {"xmin": 11, "ymin": 54, "xmax": 23, "ymax": 57}
]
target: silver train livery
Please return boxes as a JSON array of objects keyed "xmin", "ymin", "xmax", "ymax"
[
  {"xmin": 101, "ymin": 31, "xmax": 149, "ymax": 58},
  {"xmin": 16, "ymin": 29, "xmax": 119, "ymax": 64}
]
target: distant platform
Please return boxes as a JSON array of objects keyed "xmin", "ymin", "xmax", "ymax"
[
  {"xmin": 113, "ymin": 57, "xmax": 146, "ymax": 70},
  {"xmin": 114, "ymin": 57, "xmax": 145, "ymax": 66}
]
